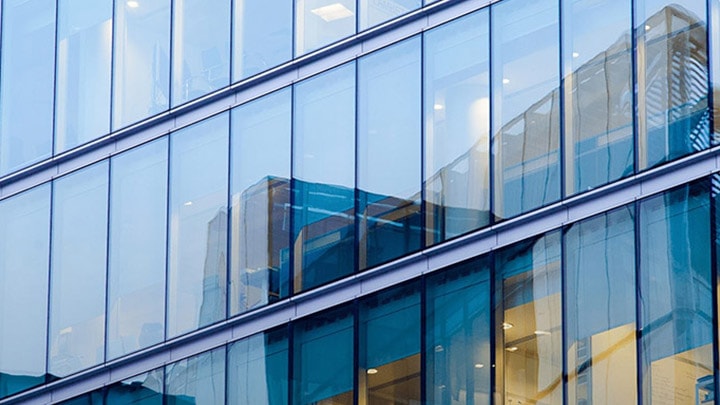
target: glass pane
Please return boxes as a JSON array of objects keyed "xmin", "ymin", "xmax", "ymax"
[
  {"xmin": 359, "ymin": 282, "xmax": 421, "ymax": 404},
  {"xmin": 424, "ymin": 10, "xmax": 490, "ymax": 245},
  {"xmin": 425, "ymin": 258, "xmax": 491, "ymax": 405},
  {"xmin": 107, "ymin": 139, "xmax": 168, "ymax": 359},
  {"xmin": 0, "ymin": 0, "xmax": 55, "ymax": 175},
  {"xmin": 113, "ymin": 0, "xmax": 171, "ymax": 129},
  {"xmin": 714, "ymin": 0, "xmax": 720, "ymax": 142},
  {"xmin": 565, "ymin": 206, "xmax": 637, "ymax": 404},
  {"xmin": 171, "ymin": 0, "xmax": 230, "ymax": 106},
  {"xmin": 106, "ymin": 369, "xmax": 164, "ymax": 405},
  {"xmin": 296, "ymin": 0, "xmax": 356, "ymax": 55},
  {"xmin": 230, "ymin": 89, "xmax": 291, "ymax": 315},
  {"xmin": 233, "ymin": 0, "xmax": 292, "ymax": 80},
  {"xmin": 637, "ymin": 0, "xmax": 709, "ymax": 169},
  {"xmin": 0, "ymin": 185, "xmax": 51, "ymax": 398},
  {"xmin": 358, "ymin": 37, "xmax": 422, "ymax": 270},
  {"xmin": 55, "ymin": 0, "xmax": 113, "ymax": 153},
  {"xmin": 57, "ymin": 391, "xmax": 104, "ymax": 405},
  {"xmin": 359, "ymin": 0, "xmax": 420, "ymax": 30},
  {"xmin": 165, "ymin": 348, "xmax": 225, "ymax": 404},
  {"xmin": 49, "ymin": 162, "xmax": 109, "ymax": 378},
  {"xmin": 293, "ymin": 63, "xmax": 355, "ymax": 292},
  {"xmin": 227, "ymin": 328, "xmax": 289, "ymax": 405},
  {"xmin": 492, "ymin": 0, "xmax": 560, "ymax": 219},
  {"xmin": 563, "ymin": 0, "xmax": 633, "ymax": 194},
  {"xmin": 168, "ymin": 113, "xmax": 228, "ymax": 338},
  {"xmin": 639, "ymin": 181, "xmax": 714, "ymax": 404},
  {"xmin": 293, "ymin": 305, "xmax": 354, "ymax": 405},
  {"xmin": 495, "ymin": 231, "xmax": 562, "ymax": 405}
]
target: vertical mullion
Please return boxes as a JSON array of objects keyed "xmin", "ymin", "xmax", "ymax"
[{"xmin": 634, "ymin": 198, "xmax": 643, "ymax": 405}]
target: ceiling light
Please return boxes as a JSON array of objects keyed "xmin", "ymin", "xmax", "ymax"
[
  {"xmin": 505, "ymin": 346, "xmax": 518, "ymax": 352},
  {"xmin": 434, "ymin": 345, "xmax": 444, "ymax": 352},
  {"xmin": 502, "ymin": 78, "xmax": 510, "ymax": 84},
  {"xmin": 502, "ymin": 322, "xmax": 513, "ymax": 330},
  {"xmin": 367, "ymin": 368, "xmax": 378, "ymax": 375},
  {"xmin": 311, "ymin": 3, "xmax": 353, "ymax": 22},
  {"xmin": 184, "ymin": 201, "xmax": 193, "ymax": 206},
  {"xmin": 434, "ymin": 104, "xmax": 444, "ymax": 110},
  {"xmin": 474, "ymin": 363, "xmax": 484, "ymax": 369},
  {"xmin": 645, "ymin": 25, "xmax": 651, "ymax": 31},
  {"xmin": 127, "ymin": 0, "xmax": 140, "ymax": 8},
  {"xmin": 572, "ymin": 52, "xmax": 580, "ymax": 58},
  {"xmin": 534, "ymin": 330, "xmax": 551, "ymax": 336}
]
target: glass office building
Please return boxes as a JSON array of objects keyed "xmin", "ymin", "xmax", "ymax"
[{"xmin": 0, "ymin": 0, "xmax": 719, "ymax": 403}]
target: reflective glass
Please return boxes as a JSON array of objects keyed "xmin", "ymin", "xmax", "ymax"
[
  {"xmin": 565, "ymin": 206, "xmax": 637, "ymax": 404},
  {"xmin": 296, "ymin": 0, "xmax": 356, "ymax": 55},
  {"xmin": 293, "ymin": 63, "xmax": 355, "ymax": 292},
  {"xmin": 233, "ymin": 0, "xmax": 292, "ymax": 80},
  {"xmin": 714, "ymin": 0, "xmax": 720, "ymax": 141},
  {"xmin": 495, "ymin": 231, "xmax": 562, "ymax": 405},
  {"xmin": 491, "ymin": 0, "xmax": 560, "ymax": 220},
  {"xmin": 293, "ymin": 305, "xmax": 354, "ymax": 405},
  {"xmin": 563, "ymin": 0, "xmax": 633, "ymax": 194},
  {"xmin": 0, "ymin": 185, "xmax": 51, "ymax": 398},
  {"xmin": 168, "ymin": 113, "xmax": 228, "ymax": 338},
  {"xmin": 359, "ymin": 282, "xmax": 421, "ymax": 404},
  {"xmin": 171, "ymin": 0, "xmax": 230, "ymax": 106},
  {"xmin": 358, "ymin": 37, "xmax": 422, "ymax": 270},
  {"xmin": 165, "ymin": 347, "xmax": 225, "ymax": 404},
  {"xmin": 639, "ymin": 181, "xmax": 714, "ymax": 404},
  {"xmin": 359, "ymin": 0, "xmax": 420, "ymax": 30},
  {"xmin": 227, "ymin": 328, "xmax": 289, "ymax": 405},
  {"xmin": 0, "ymin": 0, "xmax": 55, "ymax": 175},
  {"xmin": 55, "ymin": 0, "xmax": 112, "ymax": 153},
  {"xmin": 113, "ymin": 0, "xmax": 171, "ymax": 129},
  {"xmin": 107, "ymin": 139, "xmax": 168, "ymax": 359},
  {"xmin": 637, "ymin": 0, "xmax": 709, "ymax": 169},
  {"xmin": 49, "ymin": 162, "xmax": 109, "ymax": 378},
  {"xmin": 425, "ymin": 258, "xmax": 491, "ymax": 405},
  {"xmin": 106, "ymin": 369, "xmax": 164, "ymax": 405},
  {"xmin": 57, "ymin": 391, "xmax": 103, "ymax": 405},
  {"xmin": 424, "ymin": 10, "xmax": 490, "ymax": 245},
  {"xmin": 230, "ymin": 89, "xmax": 291, "ymax": 315}
]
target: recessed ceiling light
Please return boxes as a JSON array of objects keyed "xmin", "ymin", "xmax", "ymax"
[
  {"xmin": 127, "ymin": 1, "xmax": 140, "ymax": 8},
  {"xmin": 434, "ymin": 345, "xmax": 444, "ymax": 352},
  {"xmin": 434, "ymin": 104, "xmax": 444, "ymax": 110},
  {"xmin": 502, "ymin": 78, "xmax": 510, "ymax": 84},
  {"xmin": 572, "ymin": 52, "xmax": 580, "ymax": 58},
  {"xmin": 505, "ymin": 346, "xmax": 518, "ymax": 352},
  {"xmin": 367, "ymin": 368, "xmax": 378, "ymax": 375},
  {"xmin": 534, "ymin": 330, "xmax": 551, "ymax": 336},
  {"xmin": 184, "ymin": 201, "xmax": 193, "ymax": 206},
  {"xmin": 474, "ymin": 363, "xmax": 484, "ymax": 369},
  {"xmin": 502, "ymin": 322, "xmax": 513, "ymax": 330},
  {"xmin": 311, "ymin": 3, "xmax": 353, "ymax": 22},
  {"xmin": 645, "ymin": 25, "xmax": 651, "ymax": 31}
]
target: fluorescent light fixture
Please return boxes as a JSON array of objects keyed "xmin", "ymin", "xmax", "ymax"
[
  {"xmin": 474, "ymin": 363, "xmax": 484, "ymax": 369},
  {"xmin": 572, "ymin": 52, "xmax": 580, "ymax": 58},
  {"xmin": 127, "ymin": 0, "xmax": 140, "ymax": 8},
  {"xmin": 311, "ymin": 3, "xmax": 353, "ymax": 22},
  {"xmin": 502, "ymin": 322, "xmax": 513, "ymax": 330},
  {"xmin": 505, "ymin": 346, "xmax": 518, "ymax": 352},
  {"xmin": 184, "ymin": 201, "xmax": 193, "ymax": 206},
  {"xmin": 502, "ymin": 78, "xmax": 510, "ymax": 84},
  {"xmin": 367, "ymin": 368, "xmax": 378, "ymax": 375},
  {"xmin": 534, "ymin": 330, "xmax": 551, "ymax": 336},
  {"xmin": 434, "ymin": 104, "xmax": 444, "ymax": 110}
]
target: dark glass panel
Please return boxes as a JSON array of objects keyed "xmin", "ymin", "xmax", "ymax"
[{"xmin": 106, "ymin": 370, "xmax": 164, "ymax": 405}]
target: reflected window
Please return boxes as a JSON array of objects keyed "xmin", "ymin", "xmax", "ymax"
[
  {"xmin": 106, "ymin": 369, "xmax": 164, "ymax": 405},
  {"xmin": 359, "ymin": 0, "xmax": 420, "ymax": 30},
  {"xmin": 228, "ymin": 328, "xmax": 289, "ymax": 405},
  {"xmin": 234, "ymin": 0, "xmax": 292, "ymax": 80},
  {"xmin": 296, "ymin": 0, "xmax": 355, "ymax": 55},
  {"xmin": 165, "ymin": 348, "xmax": 225, "ymax": 404}
]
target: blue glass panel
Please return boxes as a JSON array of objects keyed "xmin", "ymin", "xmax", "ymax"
[
  {"xmin": 227, "ymin": 328, "xmax": 288, "ymax": 405},
  {"xmin": 714, "ymin": 0, "xmax": 720, "ymax": 141},
  {"xmin": 293, "ymin": 63, "xmax": 355, "ymax": 292},
  {"xmin": 0, "ymin": 185, "xmax": 51, "ymax": 398},
  {"xmin": 165, "ymin": 348, "xmax": 225, "ymax": 404},
  {"xmin": 359, "ymin": 0, "xmax": 420, "ymax": 30},
  {"xmin": 49, "ymin": 162, "xmax": 109, "ymax": 378},
  {"xmin": 233, "ymin": 0, "xmax": 292, "ymax": 80},
  {"xmin": 296, "ymin": 0, "xmax": 356, "ymax": 55},
  {"xmin": 55, "ymin": 0, "xmax": 113, "ymax": 153},
  {"xmin": 106, "ymin": 370, "xmax": 164, "ymax": 405},
  {"xmin": 0, "ymin": 0, "xmax": 55, "ymax": 175}
]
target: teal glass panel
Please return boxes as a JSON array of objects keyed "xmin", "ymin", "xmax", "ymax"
[
  {"xmin": 57, "ymin": 391, "xmax": 104, "ymax": 405},
  {"xmin": 296, "ymin": 0, "xmax": 356, "ymax": 55},
  {"xmin": 293, "ymin": 305, "xmax": 354, "ymax": 405},
  {"xmin": 233, "ymin": 0, "xmax": 292, "ymax": 80},
  {"xmin": 107, "ymin": 139, "xmax": 168, "ymax": 359},
  {"xmin": 425, "ymin": 258, "xmax": 491, "ymax": 404},
  {"xmin": 0, "ymin": 185, "xmax": 51, "ymax": 398},
  {"xmin": 359, "ymin": 0, "xmax": 420, "ymax": 30},
  {"xmin": 55, "ymin": 0, "xmax": 113, "ymax": 153},
  {"xmin": 293, "ymin": 63, "xmax": 355, "ymax": 292},
  {"xmin": 639, "ymin": 181, "xmax": 714, "ymax": 404},
  {"xmin": 113, "ymin": 0, "xmax": 171, "ymax": 129},
  {"xmin": 168, "ymin": 113, "xmax": 228, "ymax": 338},
  {"xmin": 49, "ymin": 162, "xmax": 109, "ymax": 378},
  {"xmin": 0, "ymin": 0, "xmax": 55, "ymax": 175},
  {"xmin": 424, "ymin": 10, "xmax": 490, "ymax": 245},
  {"xmin": 563, "ymin": 0, "xmax": 633, "ymax": 194},
  {"xmin": 359, "ymin": 281, "xmax": 421, "ymax": 404},
  {"xmin": 165, "ymin": 348, "xmax": 225, "ymax": 404},
  {"xmin": 171, "ymin": 0, "xmax": 230, "ymax": 106},
  {"xmin": 106, "ymin": 370, "xmax": 164, "ymax": 405},
  {"xmin": 358, "ymin": 37, "xmax": 422, "ymax": 270},
  {"xmin": 230, "ymin": 88, "xmax": 291, "ymax": 315},
  {"xmin": 714, "ymin": 0, "xmax": 720, "ymax": 142},
  {"xmin": 491, "ymin": 0, "xmax": 560, "ymax": 219},
  {"xmin": 495, "ymin": 231, "xmax": 562, "ymax": 404},
  {"xmin": 637, "ymin": 0, "xmax": 709, "ymax": 169},
  {"xmin": 565, "ymin": 206, "xmax": 637, "ymax": 404},
  {"xmin": 227, "ymin": 328, "xmax": 289, "ymax": 405}
]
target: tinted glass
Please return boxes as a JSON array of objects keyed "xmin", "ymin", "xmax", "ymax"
[
  {"xmin": 359, "ymin": 0, "xmax": 420, "ymax": 30},
  {"xmin": 563, "ymin": 0, "xmax": 633, "ymax": 194},
  {"xmin": 358, "ymin": 37, "xmax": 422, "ymax": 269},
  {"xmin": 230, "ymin": 89, "xmax": 291, "ymax": 315},
  {"xmin": 171, "ymin": 0, "xmax": 230, "ymax": 106},
  {"xmin": 49, "ymin": 162, "xmax": 109, "ymax": 377},
  {"xmin": 492, "ymin": 0, "xmax": 560, "ymax": 219},
  {"xmin": 107, "ymin": 139, "xmax": 168, "ymax": 359},
  {"xmin": 106, "ymin": 370, "xmax": 164, "ymax": 405},
  {"xmin": 113, "ymin": 0, "xmax": 171, "ymax": 129},
  {"xmin": 55, "ymin": 0, "xmax": 112, "ymax": 153},
  {"xmin": 227, "ymin": 328, "xmax": 289, "ymax": 405},
  {"xmin": 233, "ymin": 0, "xmax": 292, "ymax": 80},
  {"xmin": 0, "ymin": 0, "xmax": 55, "ymax": 175},
  {"xmin": 296, "ymin": 0, "xmax": 356, "ymax": 55},
  {"xmin": 0, "ymin": 185, "xmax": 51, "ymax": 398},
  {"xmin": 293, "ymin": 63, "xmax": 356, "ymax": 292},
  {"xmin": 565, "ymin": 206, "xmax": 637, "ymax": 404},
  {"xmin": 714, "ymin": 0, "xmax": 720, "ymax": 141},
  {"xmin": 165, "ymin": 348, "xmax": 225, "ymax": 404},
  {"xmin": 168, "ymin": 113, "xmax": 228, "ymax": 338},
  {"xmin": 424, "ymin": 10, "xmax": 490, "ymax": 245}
]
